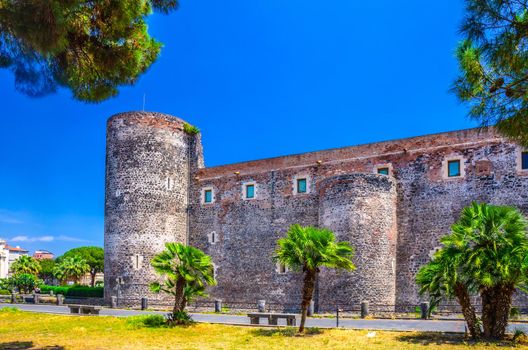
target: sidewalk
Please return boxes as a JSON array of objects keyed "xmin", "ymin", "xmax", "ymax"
[{"xmin": 9, "ymin": 303, "xmax": 528, "ymax": 333}]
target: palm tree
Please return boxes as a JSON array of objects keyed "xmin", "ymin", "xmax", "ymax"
[
  {"xmin": 11, "ymin": 255, "xmax": 41, "ymax": 276},
  {"xmin": 274, "ymin": 225, "xmax": 355, "ymax": 333},
  {"xmin": 53, "ymin": 255, "xmax": 90, "ymax": 285},
  {"xmin": 417, "ymin": 202, "xmax": 528, "ymax": 340},
  {"xmin": 150, "ymin": 243, "xmax": 216, "ymax": 318},
  {"xmin": 455, "ymin": 203, "xmax": 528, "ymax": 339},
  {"xmin": 416, "ymin": 246, "xmax": 481, "ymax": 339}
]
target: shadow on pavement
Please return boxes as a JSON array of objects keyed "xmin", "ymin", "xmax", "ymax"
[{"xmin": 0, "ymin": 341, "xmax": 64, "ymax": 350}]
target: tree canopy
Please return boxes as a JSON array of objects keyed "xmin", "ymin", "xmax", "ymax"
[
  {"xmin": 10, "ymin": 255, "xmax": 40, "ymax": 276},
  {"xmin": 53, "ymin": 255, "xmax": 90, "ymax": 285},
  {"xmin": 0, "ymin": 0, "xmax": 178, "ymax": 102},
  {"xmin": 59, "ymin": 246, "xmax": 103, "ymax": 287},
  {"xmin": 453, "ymin": 0, "xmax": 528, "ymax": 146}
]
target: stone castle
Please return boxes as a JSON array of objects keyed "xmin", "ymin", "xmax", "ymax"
[{"xmin": 104, "ymin": 111, "xmax": 528, "ymax": 310}]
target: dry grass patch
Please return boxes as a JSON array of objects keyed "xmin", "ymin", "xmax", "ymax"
[{"xmin": 0, "ymin": 308, "xmax": 526, "ymax": 349}]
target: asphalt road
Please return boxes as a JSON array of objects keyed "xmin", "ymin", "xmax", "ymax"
[{"xmin": 8, "ymin": 303, "xmax": 528, "ymax": 333}]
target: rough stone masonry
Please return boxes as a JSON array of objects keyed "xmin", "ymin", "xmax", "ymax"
[{"xmin": 104, "ymin": 111, "xmax": 528, "ymax": 311}]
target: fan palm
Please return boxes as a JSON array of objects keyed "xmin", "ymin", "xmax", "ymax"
[
  {"xmin": 454, "ymin": 203, "xmax": 528, "ymax": 339},
  {"xmin": 417, "ymin": 202, "xmax": 528, "ymax": 340},
  {"xmin": 53, "ymin": 255, "xmax": 90, "ymax": 285},
  {"xmin": 150, "ymin": 243, "xmax": 216, "ymax": 317},
  {"xmin": 274, "ymin": 225, "xmax": 355, "ymax": 333},
  {"xmin": 416, "ymin": 245, "xmax": 481, "ymax": 339},
  {"xmin": 10, "ymin": 255, "xmax": 41, "ymax": 277}
]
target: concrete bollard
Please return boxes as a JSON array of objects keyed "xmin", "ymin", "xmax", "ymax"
[
  {"xmin": 56, "ymin": 294, "xmax": 64, "ymax": 306},
  {"xmin": 257, "ymin": 300, "xmax": 266, "ymax": 312},
  {"xmin": 360, "ymin": 301, "xmax": 369, "ymax": 319},
  {"xmin": 141, "ymin": 297, "xmax": 148, "ymax": 310},
  {"xmin": 420, "ymin": 302, "xmax": 429, "ymax": 320},
  {"xmin": 33, "ymin": 293, "xmax": 39, "ymax": 304},
  {"xmin": 214, "ymin": 299, "xmax": 222, "ymax": 313},
  {"xmin": 111, "ymin": 296, "xmax": 118, "ymax": 308},
  {"xmin": 307, "ymin": 300, "xmax": 315, "ymax": 316}
]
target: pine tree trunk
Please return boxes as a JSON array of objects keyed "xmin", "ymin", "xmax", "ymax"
[
  {"xmin": 299, "ymin": 269, "xmax": 316, "ymax": 333},
  {"xmin": 454, "ymin": 283, "xmax": 480, "ymax": 339}
]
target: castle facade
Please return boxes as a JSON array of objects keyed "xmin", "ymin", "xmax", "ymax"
[{"xmin": 104, "ymin": 111, "xmax": 528, "ymax": 310}]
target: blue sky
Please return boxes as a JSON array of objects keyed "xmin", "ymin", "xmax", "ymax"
[{"xmin": 0, "ymin": 1, "xmax": 471, "ymax": 255}]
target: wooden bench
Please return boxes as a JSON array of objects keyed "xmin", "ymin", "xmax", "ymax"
[
  {"xmin": 247, "ymin": 312, "xmax": 297, "ymax": 326},
  {"xmin": 68, "ymin": 304, "xmax": 101, "ymax": 315}
]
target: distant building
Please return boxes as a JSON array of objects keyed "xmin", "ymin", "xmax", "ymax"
[
  {"xmin": 6, "ymin": 244, "xmax": 29, "ymax": 266},
  {"xmin": 0, "ymin": 240, "xmax": 29, "ymax": 278},
  {"xmin": 0, "ymin": 240, "xmax": 10, "ymax": 279},
  {"xmin": 33, "ymin": 250, "xmax": 54, "ymax": 260}
]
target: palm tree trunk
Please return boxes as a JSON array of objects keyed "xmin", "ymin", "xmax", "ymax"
[
  {"xmin": 172, "ymin": 277, "xmax": 186, "ymax": 315},
  {"xmin": 299, "ymin": 269, "xmax": 316, "ymax": 333},
  {"xmin": 454, "ymin": 282, "xmax": 480, "ymax": 339},
  {"xmin": 90, "ymin": 270, "xmax": 96, "ymax": 287},
  {"xmin": 481, "ymin": 286, "xmax": 495, "ymax": 339},
  {"xmin": 491, "ymin": 284, "xmax": 514, "ymax": 339}
]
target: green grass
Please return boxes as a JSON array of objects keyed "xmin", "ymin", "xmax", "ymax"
[{"xmin": 0, "ymin": 309, "xmax": 526, "ymax": 349}]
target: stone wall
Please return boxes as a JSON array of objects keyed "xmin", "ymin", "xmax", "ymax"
[
  {"xmin": 317, "ymin": 174, "xmax": 397, "ymax": 310},
  {"xmin": 105, "ymin": 112, "xmax": 528, "ymax": 309},
  {"xmin": 104, "ymin": 111, "xmax": 201, "ymax": 304}
]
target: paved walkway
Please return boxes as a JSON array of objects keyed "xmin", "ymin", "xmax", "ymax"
[{"xmin": 9, "ymin": 304, "xmax": 528, "ymax": 333}]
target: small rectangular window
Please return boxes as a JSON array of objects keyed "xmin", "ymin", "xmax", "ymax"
[
  {"xmin": 204, "ymin": 189, "xmax": 213, "ymax": 203},
  {"xmin": 448, "ymin": 160, "xmax": 461, "ymax": 177},
  {"xmin": 246, "ymin": 184, "xmax": 255, "ymax": 199},
  {"xmin": 297, "ymin": 178, "xmax": 307, "ymax": 193},
  {"xmin": 522, "ymin": 151, "xmax": 528, "ymax": 170},
  {"xmin": 377, "ymin": 167, "xmax": 389, "ymax": 175}
]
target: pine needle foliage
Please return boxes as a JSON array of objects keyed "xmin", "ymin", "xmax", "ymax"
[
  {"xmin": 0, "ymin": 0, "xmax": 179, "ymax": 102},
  {"xmin": 453, "ymin": 0, "xmax": 528, "ymax": 146}
]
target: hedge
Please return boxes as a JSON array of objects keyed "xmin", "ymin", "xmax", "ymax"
[{"xmin": 39, "ymin": 285, "xmax": 103, "ymax": 298}]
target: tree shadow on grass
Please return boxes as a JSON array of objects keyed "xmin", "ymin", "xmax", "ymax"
[
  {"xmin": 0, "ymin": 341, "xmax": 64, "ymax": 350},
  {"xmin": 252, "ymin": 327, "xmax": 323, "ymax": 337},
  {"xmin": 397, "ymin": 332, "xmax": 525, "ymax": 348}
]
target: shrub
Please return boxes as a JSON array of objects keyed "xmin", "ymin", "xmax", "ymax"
[
  {"xmin": 39, "ymin": 285, "xmax": 103, "ymax": 298},
  {"xmin": 166, "ymin": 311, "xmax": 193, "ymax": 326},
  {"xmin": 183, "ymin": 123, "xmax": 200, "ymax": 135},
  {"xmin": 0, "ymin": 289, "xmax": 10, "ymax": 295},
  {"xmin": 0, "ymin": 307, "xmax": 18, "ymax": 313},
  {"xmin": 127, "ymin": 314, "xmax": 167, "ymax": 329}
]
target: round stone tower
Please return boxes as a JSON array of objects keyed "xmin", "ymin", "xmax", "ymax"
[
  {"xmin": 317, "ymin": 173, "xmax": 398, "ymax": 311},
  {"xmin": 104, "ymin": 111, "xmax": 203, "ymax": 305}
]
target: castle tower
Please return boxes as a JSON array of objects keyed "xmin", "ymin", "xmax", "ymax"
[
  {"xmin": 104, "ymin": 111, "xmax": 202, "ymax": 304},
  {"xmin": 317, "ymin": 174, "xmax": 398, "ymax": 310}
]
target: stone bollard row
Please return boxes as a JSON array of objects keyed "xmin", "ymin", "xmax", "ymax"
[
  {"xmin": 360, "ymin": 301, "xmax": 369, "ymax": 319},
  {"xmin": 141, "ymin": 297, "xmax": 148, "ymax": 310},
  {"xmin": 214, "ymin": 299, "xmax": 222, "ymax": 313},
  {"xmin": 257, "ymin": 300, "xmax": 266, "ymax": 312}
]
